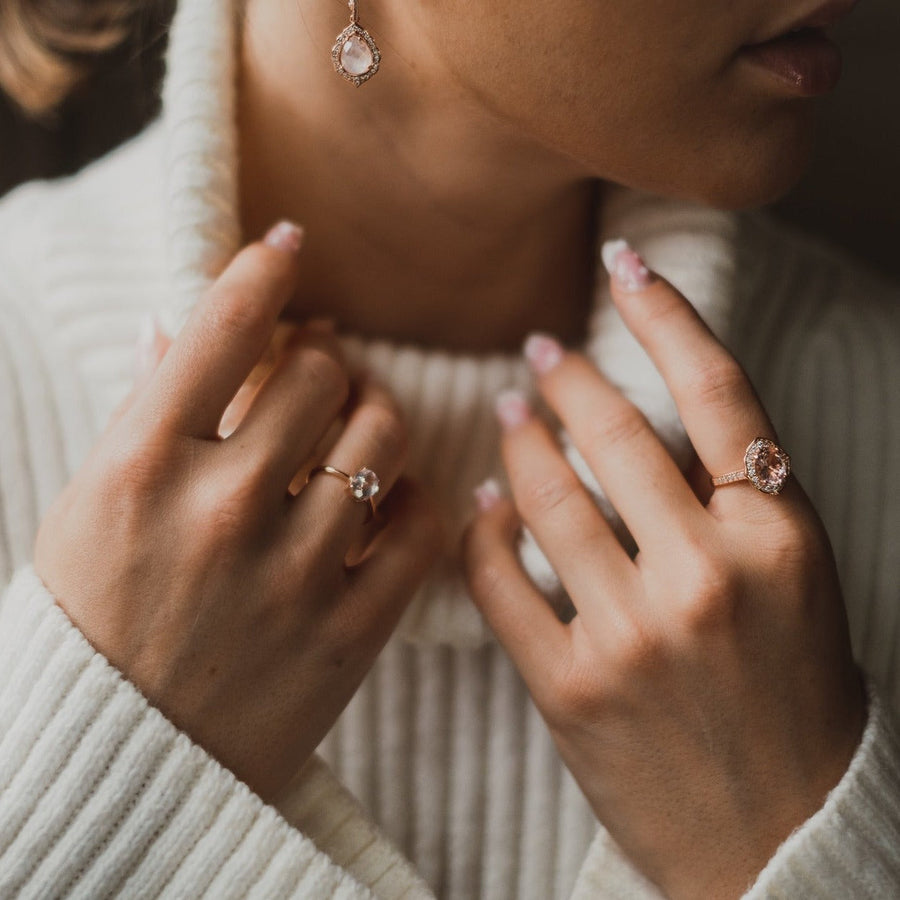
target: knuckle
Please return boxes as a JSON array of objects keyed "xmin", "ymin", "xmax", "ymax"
[
  {"xmin": 299, "ymin": 346, "xmax": 350, "ymax": 404},
  {"xmin": 586, "ymin": 404, "xmax": 647, "ymax": 451},
  {"xmin": 686, "ymin": 358, "xmax": 749, "ymax": 413},
  {"xmin": 192, "ymin": 473, "xmax": 259, "ymax": 544},
  {"xmin": 102, "ymin": 435, "xmax": 171, "ymax": 496},
  {"xmin": 550, "ymin": 662, "xmax": 604, "ymax": 723},
  {"xmin": 467, "ymin": 556, "xmax": 507, "ymax": 608},
  {"xmin": 675, "ymin": 551, "xmax": 741, "ymax": 634},
  {"xmin": 519, "ymin": 471, "xmax": 581, "ymax": 519},
  {"xmin": 761, "ymin": 514, "xmax": 828, "ymax": 575},
  {"xmin": 207, "ymin": 290, "xmax": 270, "ymax": 345},
  {"xmin": 356, "ymin": 403, "xmax": 408, "ymax": 463},
  {"xmin": 608, "ymin": 618, "xmax": 665, "ymax": 677},
  {"xmin": 640, "ymin": 290, "xmax": 685, "ymax": 331}
]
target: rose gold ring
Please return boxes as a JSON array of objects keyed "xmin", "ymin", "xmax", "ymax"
[
  {"xmin": 307, "ymin": 465, "xmax": 380, "ymax": 521},
  {"xmin": 711, "ymin": 438, "xmax": 792, "ymax": 495}
]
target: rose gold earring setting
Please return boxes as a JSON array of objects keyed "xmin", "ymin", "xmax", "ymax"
[{"xmin": 332, "ymin": 0, "xmax": 381, "ymax": 87}]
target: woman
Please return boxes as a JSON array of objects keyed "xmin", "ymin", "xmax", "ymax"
[{"xmin": 0, "ymin": 0, "xmax": 898, "ymax": 896}]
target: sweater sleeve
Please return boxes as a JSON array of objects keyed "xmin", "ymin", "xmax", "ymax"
[
  {"xmin": 569, "ymin": 673, "xmax": 900, "ymax": 899},
  {"xmin": 0, "ymin": 564, "xmax": 433, "ymax": 899},
  {"xmin": 741, "ymin": 674, "xmax": 900, "ymax": 898}
]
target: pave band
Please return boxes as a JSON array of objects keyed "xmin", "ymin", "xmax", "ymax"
[{"xmin": 711, "ymin": 438, "xmax": 792, "ymax": 496}]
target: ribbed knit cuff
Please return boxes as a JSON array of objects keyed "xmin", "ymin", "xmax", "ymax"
[
  {"xmin": 571, "ymin": 674, "xmax": 900, "ymax": 900},
  {"xmin": 743, "ymin": 674, "xmax": 900, "ymax": 898},
  {"xmin": 0, "ymin": 564, "xmax": 374, "ymax": 899}
]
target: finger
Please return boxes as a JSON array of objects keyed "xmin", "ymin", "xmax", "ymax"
[
  {"xmin": 603, "ymin": 240, "xmax": 793, "ymax": 508},
  {"xmin": 140, "ymin": 221, "xmax": 304, "ymax": 440},
  {"xmin": 134, "ymin": 315, "xmax": 173, "ymax": 391},
  {"xmin": 522, "ymin": 337, "xmax": 704, "ymax": 549},
  {"xmin": 686, "ymin": 452, "xmax": 714, "ymax": 505},
  {"xmin": 219, "ymin": 320, "xmax": 308, "ymax": 438},
  {"xmin": 108, "ymin": 316, "xmax": 173, "ymax": 430},
  {"xmin": 495, "ymin": 390, "xmax": 636, "ymax": 610},
  {"xmin": 290, "ymin": 377, "xmax": 409, "ymax": 562},
  {"xmin": 222, "ymin": 324, "xmax": 350, "ymax": 499},
  {"xmin": 343, "ymin": 478, "xmax": 443, "ymax": 646},
  {"xmin": 462, "ymin": 492, "xmax": 571, "ymax": 702}
]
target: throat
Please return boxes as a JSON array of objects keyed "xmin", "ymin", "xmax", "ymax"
[
  {"xmin": 236, "ymin": 0, "xmax": 599, "ymax": 353},
  {"xmin": 241, "ymin": 180, "xmax": 598, "ymax": 353}
]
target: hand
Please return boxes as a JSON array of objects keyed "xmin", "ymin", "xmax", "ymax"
[
  {"xmin": 34, "ymin": 223, "xmax": 442, "ymax": 803},
  {"xmin": 464, "ymin": 242, "xmax": 866, "ymax": 899}
]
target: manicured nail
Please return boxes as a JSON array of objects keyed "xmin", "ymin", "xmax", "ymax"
[
  {"xmin": 133, "ymin": 314, "xmax": 158, "ymax": 382},
  {"xmin": 474, "ymin": 478, "xmax": 502, "ymax": 512},
  {"xmin": 495, "ymin": 389, "xmax": 531, "ymax": 431},
  {"xmin": 601, "ymin": 239, "xmax": 653, "ymax": 293},
  {"xmin": 264, "ymin": 220, "xmax": 304, "ymax": 254},
  {"xmin": 523, "ymin": 333, "xmax": 564, "ymax": 375}
]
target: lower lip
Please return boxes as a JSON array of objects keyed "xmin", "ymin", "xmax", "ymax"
[{"xmin": 739, "ymin": 29, "xmax": 843, "ymax": 97}]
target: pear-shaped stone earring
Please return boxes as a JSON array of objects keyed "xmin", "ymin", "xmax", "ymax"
[{"xmin": 332, "ymin": 0, "xmax": 381, "ymax": 86}]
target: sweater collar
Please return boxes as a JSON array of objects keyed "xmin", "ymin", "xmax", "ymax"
[{"xmin": 158, "ymin": 0, "xmax": 740, "ymax": 648}]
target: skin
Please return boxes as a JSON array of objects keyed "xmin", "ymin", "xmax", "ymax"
[
  {"xmin": 35, "ymin": 233, "xmax": 442, "ymax": 803},
  {"xmin": 463, "ymin": 255, "xmax": 866, "ymax": 896},
  {"xmin": 34, "ymin": 0, "xmax": 867, "ymax": 892},
  {"xmin": 239, "ymin": 0, "xmax": 820, "ymax": 349}
]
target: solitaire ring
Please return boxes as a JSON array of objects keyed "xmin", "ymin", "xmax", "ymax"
[
  {"xmin": 307, "ymin": 465, "xmax": 380, "ymax": 520},
  {"xmin": 711, "ymin": 438, "xmax": 792, "ymax": 496}
]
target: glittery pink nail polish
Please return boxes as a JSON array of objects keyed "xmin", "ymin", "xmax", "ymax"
[
  {"xmin": 474, "ymin": 478, "xmax": 502, "ymax": 512},
  {"xmin": 264, "ymin": 220, "xmax": 304, "ymax": 255},
  {"xmin": 495, "ymin": 390, "xmax": 532, "ymax": 431},
  {"xmin": 523, "ymin": 333, "xmax": 565, "ymax": 375},
  {"xmin": 601, "ymin": 239, "xmax": 653, "ymax": 293}
]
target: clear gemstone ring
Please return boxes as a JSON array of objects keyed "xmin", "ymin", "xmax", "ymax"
[
  {"xmin": 307, "ymin": 465, "xmax": 380, "ymax": 520},
  {"xmin": 711, "ymin": 438, "xmax": 792, "ymax": 495}
]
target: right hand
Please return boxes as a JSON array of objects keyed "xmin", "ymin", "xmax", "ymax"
[{"xmin": 33, "ymin": 224, "xmax": 442, "ymax": 803}]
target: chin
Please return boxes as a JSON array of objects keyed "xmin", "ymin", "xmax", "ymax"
[{"xmin": 692, "ymin": 104, "xmax": 818, "ymax": 210}]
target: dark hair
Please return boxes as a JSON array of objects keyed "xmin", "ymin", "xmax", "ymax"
[{"xmin": 0, "ymin": 1, "xmax": 153, "ymax": 116}]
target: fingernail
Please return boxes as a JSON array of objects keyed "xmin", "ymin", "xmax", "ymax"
[
  {"xmin": 523, "ymin": 332, "xmax": 565, "ymax": 375},
  {"xmin": 495, "ymin": 389, "xmax": 531, "ymax": 431},
  {"xmin": 264, "ymin": 220, "xmax": 304, "ymax": 255},
  {"xmin": 474, "ymin": 478, "xmax": 502, "ymax": 512},
  {"xmin": 601, "ymin": 238, "xmax": 653, "ymax": 293},
  {"xmin": 133, "ymin": 313, "xmax": 158, "ymax": 381}
]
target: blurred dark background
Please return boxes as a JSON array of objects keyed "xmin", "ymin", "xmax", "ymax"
[
  {"xmin": 1, "ymin": 0, "xmax": 897, "ymax": 278},
  {"xmin": 0, "ymin": 2, "xmax": 171, "ymax": 199}
]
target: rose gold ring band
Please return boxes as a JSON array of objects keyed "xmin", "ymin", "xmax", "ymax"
[
  {"xmin": 710, "ymin": 437, "xmax": 792, "ymax": 496},
  {"xmin": 306, "ymin": 465, "xmax": 380, "ymax": 521},
  {"xmin": 710, "ymin": 470, "xmax": 749, "ymax": 487}
]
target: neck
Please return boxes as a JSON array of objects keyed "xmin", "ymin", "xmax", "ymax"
[{"xmin": 237, "ymin": 0, "xmax": 599, "ymax": 352}]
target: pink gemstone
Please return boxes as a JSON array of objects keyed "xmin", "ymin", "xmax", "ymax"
[
  {"xmin": 340, "ymin": 35, "xmax": 374, "ymax": 76},
  {"xmin": 745, "ymin": 439, "xmax": 791, "ymax": 494}
]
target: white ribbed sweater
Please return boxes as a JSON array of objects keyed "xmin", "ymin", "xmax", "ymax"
[{"xmin": 1, "ymin": 0, "xmax": 900, "ymax": 897}]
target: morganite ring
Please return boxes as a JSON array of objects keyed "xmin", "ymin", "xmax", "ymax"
[{"xmin": 711, "ymin": 438, "xmax": 792, "ymax": 495}]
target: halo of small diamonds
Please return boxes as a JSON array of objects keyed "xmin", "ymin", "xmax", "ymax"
[
  {"xmin": 743, "ymin": 438, "xmax": 791, "ymax": 495},
  {"xmin": 332, "ymin": 23, "xmax": 381, "ymax": 86}
]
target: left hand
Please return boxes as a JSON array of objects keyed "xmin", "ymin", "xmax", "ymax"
[{"xmin": 463, "ymin": 245, "xmax": 867, "ymax": 899}]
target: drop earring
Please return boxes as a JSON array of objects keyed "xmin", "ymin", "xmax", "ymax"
[{"xmin": 332, "ymin": 0, "xmax": 381, "ymax": 86}]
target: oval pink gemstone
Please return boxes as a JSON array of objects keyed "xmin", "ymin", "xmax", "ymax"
[{"xmin": 745, "ymin": 438, "xmax": 791, "ymax": 494}]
